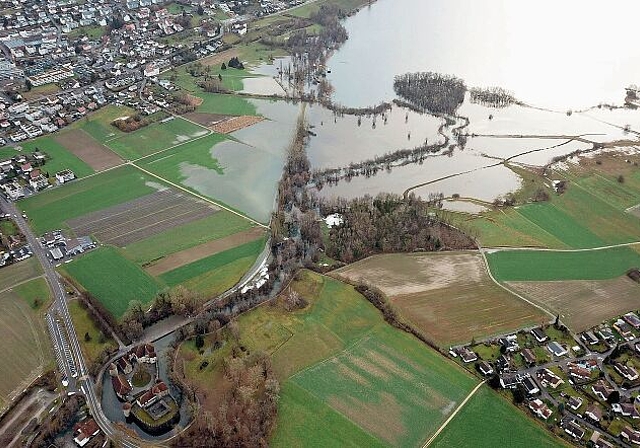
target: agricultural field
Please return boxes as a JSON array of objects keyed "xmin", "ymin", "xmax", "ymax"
[
  {"xmin": 431, "ymin": 387, "xmax": 566, "ymax": 448},
  {"xmin": 13, "ymin": 277, "xmax": 51, "ymax": 309},
  {"xmin": 334, "ymin": 252, "xmax": 548, "ymax": 346},
  {"xmin": 145, "ymin": 227, "xmax": 265, "ymax": 276},
  {"xmin": 20, "ymin": 165, "xmax": 164, "ymax": 234},
  {"xmin": 160, "ymin": 237, "xmax": 266, "ymax": 295},
  {"xmin": 54, "ymin": 129, "xmax": 123, "ymax": 171},
  {"xmin": 121, "ymin": 211, "xmax": 255, "ymax": 265},
  {"xmin": 67, "ymin": 189, "xmax": 219, "ymax": 247},
  {"xmin": 68, "ymin": 300, "xmax": 117, "ymax": 363},
  {"xmin": 0, "ymin": 258, "xmax": 42, "ymax": 291},
  {"xmin": 178, "ymin": 270, "xmax": 477, "ymax": 447},
  {"xmin": 453, "ymin": 151, "xmax": 640, "ymax": 248},
  {"xmin": 195, "ymin": 93, "xmax": 258, "ymax": 116},
  {"xmin": 62, "ymin": 247, "xmax": 162, "ymax": 318},
  {"xmin": 72, "ymin": 105, "xmax": 135, "ymax": 143},
  {"xmin": 106, "ymin": 117, "xmax": 210, "ymax": 160},
  {"xmin": 19, "ymin": 136, "xmax": 94, "ymax": 178},
  {"xmin": 486, "ymin": 246, "xmax": 640, "ymax": 282},
  {"xmin": 0, "ymin": 282, "xmax": 52, "ymax": 410},
  {"xmin": 507, "ymin": 276, "xmax": 640, "ymax": 332}
]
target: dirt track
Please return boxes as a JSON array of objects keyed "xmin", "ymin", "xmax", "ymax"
[
  {"xmin": 54, "ymin": 129, "xmax": 122, "ymax": 171},
  {"xmin": 145, "ymin": 227, "xmax": 265, "ymax": 276}
]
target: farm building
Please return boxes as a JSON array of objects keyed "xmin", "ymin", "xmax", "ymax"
[{"xmin": 50, "ymin": 247, "xmax": 63, "ymax": 261}]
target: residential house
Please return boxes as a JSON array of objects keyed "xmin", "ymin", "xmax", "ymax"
[
  {"xmin": 500, "ymin": 374, "xmax": 520, "ymax": 389},
  {"xmin": 496, "ymin": 354, "xmax": 511, "ymax": 373},
  {"xmin": 590, "ymin": 431, "xmax": 614, "ymax": 448},
  {"xmin": 592, "ymin": 380, "xmax": 615, "ymax": 401},
  {"xmin": 3, "ymin": 181, "xmax": 24, "ymax": 200},
  {"xmin": 28, "ymin": 169, "xmax": 48, "ymax": 190},
  {"xmin": 612, "ymin": 402, "xmax": 640, "ymax": 419},
  {"xmin": 567, "ymin": 363, "xmax": 591, "ymax": 382},
  {"xmin": 477, "ymin": 361, "xmax": 493, "ymax": 376},
  {"xmin": 547, "ymin": 341, "xmax": 568, "ymax": 357},
  {"xmin": 73, "ymin": 418, "xmax": 100, "ymax": 447},
  {"xmin": 624, "ymin": 312, "xmax": 640, "ymax": 329},
  {"xmin": 585, "ymin": 403, "xmax": 603, "ymax": 422},
  {"xmin": 522, "ymin": 376, "xmax": 539, "ymax": 395},
  {"xmin": 55, "ymin": 169, "xmax": 75, "ymax": 184},
  {"xmin": 456, "ymin": 346, "xmax": 477, "ymax": 363},
  {"xmin": 621, "ymin": 426, "xmax": 640, "ymax": 445},
  {"xmin": 568, "ymin": 396, "xmax": 583, "ymax": 412},
  {"xmin": 521, "ymin": 348, "xmax": 537, "ymax": 366},
  {"xmin": 531, "ymin": 327, "xmax": 548, "ymax": 343},
  {"xmin": 129, "ymin": 343, "xmax": 157, "ymax": 364},
  {"xmin": 582, "ymin": 331, "xmax": 599, "ymax": 346},
  {"xmin": 536, "ymin": 368, "xmax": 564, "ymax": 389},
  {"xmin": 563, "ymin": 419, "xmax": 585, "ymax": 440},
  {"xmin": 499, "ymin": 335, "xmax": 519, "ymax": 353},
  {"xmin": 598, "ymin": 327, "xmax": 616, "ymax": 343},
  {"xmin": 614, "ymin": 319, "xmax": 634, "ymax": 340},
  {"xmin": 614, "ymin": 362, "xmax": 639, "ymax": 381},
  {"xmin": 529, "ymin": 399, "xmax": 552, "ymax": 420}
]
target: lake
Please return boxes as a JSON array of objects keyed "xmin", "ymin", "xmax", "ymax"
[{"xmin": 327, "ymin": 0, "xmax": 640, "ymax": 110}]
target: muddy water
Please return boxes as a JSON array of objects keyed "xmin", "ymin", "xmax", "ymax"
[{"xmin": 326, "ymin": 0, "xmax": 640, "ymax": 110}]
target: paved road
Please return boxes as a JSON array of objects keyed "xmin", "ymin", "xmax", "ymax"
[{"xmin": 0, "ymin": 197, "xmax": 141, "ymax": 448}]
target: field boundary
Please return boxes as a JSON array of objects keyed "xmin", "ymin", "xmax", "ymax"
[
  {"xmin": 479, "ymin": 247, "xmax": 555, "ymax": 320},
  {"xmin": 484, "ymin": 240, "xmax": 640, "ymax": 253},
  {"xmin": 422, "ymin": 381, "xmax": 485, "ymax": 448},
  {"xmin": 130, "ymin": 162, "xmax": 269, "ymax": 229}
]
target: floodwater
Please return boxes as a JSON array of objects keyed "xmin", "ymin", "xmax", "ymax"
[
  {"xmin": 305, "ymin": 103, "xmax": 443, "ymax": 169},
  {"xmin": 327, "ymin": 0, "xmax": 640, "ymax": 110},
  {"xmin": 180, "ymin": 99, "xmax": 300, "ymax": 223}
]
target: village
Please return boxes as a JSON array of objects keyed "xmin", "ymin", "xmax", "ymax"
[
  {"xmin": 0, "ymin": 0, "xmax": 300, "ymax": 145},
  {"xmin": 451, "ymin": 306, "xmax": 640, "ymax": 447}
]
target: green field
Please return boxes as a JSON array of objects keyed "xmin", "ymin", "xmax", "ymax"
[
  {"xmin": 487, "ymin": 246, "xmax": 640, "ymax": 282},
  {"xmin": 68, "ymin": 300, "xmax": 117, "ymax": 363},
  {"xmin": 160, "ymin": 237, "xmax": 265, "ymax": 287},
  {"xmin": 165, "ymin": 64, "xmax": 256, "ymax": 92},
  {"xmin": 17, "ymin": 136, "xmax": 94, "ymax": 178},
  {"xmin": 273, "ymin": 382, "xmax": 387, "ymax": 448},
  {"xmin": 20, "ymin": 165, "xmax": 163, "ymax": 234},
  {"xmin": 180, "ymin": 271, "xmax": 477, "ymax": 447},
  {"xmin": 138, "ymin": 133, "xmax": 226, "ymax": 181},
  {"xmin": 106, "ymin": 118, "xmax": 209, "ymax": 160},
  {"xmin": 62, "ymin": 247, "xmax": 163, "ymax": 318},
  {"xmin": 431, "ymin": 387, "xmax": 566, "ymax": 448},
  {"xmin": 516, "ymin": 202, "xmax": 606, "ymax": 249},
  {"xmin": 72, "ymin": 105, "xmax": 135, "ymax": 143},
  {"xmin": 195, "ymin": 93, "xmax": 258, "ymax": 116},
  {"xmin": 122, "ymin": 211, "xmax": 254, "ymax": 265},
  {"xmin": 13, "ymin": 277, "xmax": 51, "ymax": 309},
  {"xmin": 0, "ymin": 258, "xmax": 42, "ymax": 291}
]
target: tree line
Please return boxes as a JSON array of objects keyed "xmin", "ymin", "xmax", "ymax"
[{"xmin": 469, "ymin": 86, "xmax": 518, "ymax": 108}]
